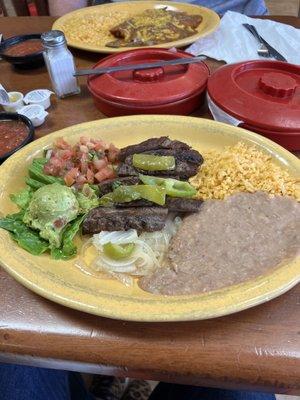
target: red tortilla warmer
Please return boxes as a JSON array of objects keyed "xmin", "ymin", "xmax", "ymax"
[
  {"xmin": 87, "ymin": 48, "xmax": 209, "ymax": 117},
  {"xmin": 207, "ymin": 60, "xmax": 300, "ymax": 151}
]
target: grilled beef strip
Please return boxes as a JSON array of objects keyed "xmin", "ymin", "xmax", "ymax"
[
  {"xmin": 115, "ymin": 199, "xmax": 154, "ymax": 208},
  {"xmin": 118, "ymin": 137, "xmax": 191, "ymax": 161},
  {"xmin": 166, "ymin": 198, "xmax": 203, "ymax": 212},
  {"xmin": 115, "ymin": 198, "xmax": 203, "ymax": 213},
  {"xmin": 82, "ymin": 207, "xmax": 168, "ymax": 234},
  {"xmin": 117, "ymin": 138, "xmax": 203, "ymax": 179},
  {"xmin": 116, "ymin": 163, "xmax": 139, "ymax": 177},
  {"xmin": 146, "ymin": 148, "xmax": 203, "ymax": 165}
]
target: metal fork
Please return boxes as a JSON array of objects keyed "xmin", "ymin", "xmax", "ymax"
[
  {"xmin": 243, "ymin": 23, "xmax": 287, "ymax": 62},
  {"xmin": 0, "ymin": 34, "xmax": 2, "ymax": 61},
  {"xmin": 257, "ymin": 43, "xmax": 271, "ymax": 58}
]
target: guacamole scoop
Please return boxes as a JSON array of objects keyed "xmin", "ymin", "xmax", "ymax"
[{"xmin": 23, "ymin": 183, "xmax": 79, "ymax": 248}]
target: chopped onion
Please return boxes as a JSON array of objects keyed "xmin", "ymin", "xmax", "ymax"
[
  {"xmin": 77, "ymin": 215, "xmax": 182, "ymax": 286},
  {"xmin": 93, "ymin": 230, "xmax": 138, "ymax": 246},
  {"xmin": 45, "ymin": 149, "xmax": 53, "ymax": 160}
]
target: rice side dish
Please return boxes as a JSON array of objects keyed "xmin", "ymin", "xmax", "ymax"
[
  {"xmin": 61, "ymin": 12, "xmax": 130, "ymax": 46},
  {"xmin": 190, "ymin": 142, "xmax": 299, "ymax": 200}
]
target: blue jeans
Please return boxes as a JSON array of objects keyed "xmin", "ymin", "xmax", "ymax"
[
  {"xmin": 149, "ymin": 383, "xmax": 276, "ymax": 400},
  {"xmin": 0, "ymin": 364, "xmax": 276, "ymax": 400}
]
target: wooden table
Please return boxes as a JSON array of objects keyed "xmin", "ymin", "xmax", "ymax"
[{"xmin": 0, "ymin": 16, "xmax": 299, "ymax": 395}]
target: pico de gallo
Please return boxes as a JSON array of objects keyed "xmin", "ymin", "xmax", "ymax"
[{"xmin": 43, "ymin": 136, "xmax": 120, "ymax": 187}]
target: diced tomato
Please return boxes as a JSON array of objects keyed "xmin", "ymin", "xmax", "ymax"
[
  {"xmin": 94, "ymin": 170, "xmax": 107, "ymax": 182},
  {"xmin": 94, "ymin": 166, "xmax": 115, "ymax": 182},
  {"xmin": 80, "ymin": 153, "xmax": 89, "ymax": 172},
  {"xmin": 79, "ymin": 145, "xmax": 89, "ymax": 154},
  {"xmin": 65, "ymin": 160, "xmax": 75, "ymax": 170},
  {"xmin": 44, "ymin": 163, "xmax": 59, "ymax": 176},
  {"xmin": 86, "ymin": 168, "xmax": 94, "ymax": 184},
  {"xmin": 55, "ymin": 137, "xmax": 70, "ymax": 150},
  {"xmin": 80, "ymin": 136, "xmax": 89, "ymax": 145},
  {"xmin": 86, "ymin": 141, "xmax": 95, "ymax": 150},
  {"xmin": 80, "ymin": 162, "xmax": 88, "ymax": 174},
  {"xmin": 93, "ymin": 158, "xmax": 107, "ymax": 170},
  {"xmin": 59, "ymin": 149, "xmax": 73, "ymax": 161},
  {"xmin": 64, "ymin": 174, "xmax": 75, "ymax": 186},
  {"xmin": 44, "ymin": 156, "xmax": 64, "ymax": 176},
  {"xmin": 107, "ymin": 143, "xmax": 120, "ymax": 163},
  {"xmin": 54, "ymin": 218, "xmax": 66, "ymax": 228},
  {"xmin": 43, "ymin": 136, "xmax": 119, "ymax": 187},
  {"xmin": 51, "ymin": 157, "xmax": 64, "ymax": 168},
  {"xmin": 76, "ymin": 174, "xmax": 87, "ymax": 185},
  {"xmin": 64, "ymin": 167, "xmax": 79, "ymax": 186},
  {"xmin": 94, "ymin": 140, "xmax": 107, "ymax": 151}
]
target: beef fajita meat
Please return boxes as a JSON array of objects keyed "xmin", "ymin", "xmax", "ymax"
[
  {"xmin": 166, "ymin": 198, "xmax": 203, "ymax": 212},
  {"xmin": 115, "ymin": 199, "xmax": 153, "ymax": 208},
  {"xmin": 117, "ymin": 137, "xmax": 203, "ymax": 178},
  {"xmin": 98, "ymin": 176, "xmax": 140, "ymax": 195},
  {"xmin": 119, "ymin": 136, "xmax": 191, "ymax": 161},
  {"xmin": 82, "ymin": 207, "xmax": 168, "ymax": 234},
  {"xmin": 115, "ymin": 198, "xmax": 203, "ymax": 213},
  {"xmin": 116, "ymin": 163, "xmax": 139, "ymax": 177}
]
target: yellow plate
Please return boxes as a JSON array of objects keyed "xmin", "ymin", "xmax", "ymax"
[
  {"xmin": 0, "ymin": 116, "xmax": 299, "ymax": 322},
  {"xmin": 52, "ymin": 1, "xmax": 220, "ymax": 53}
]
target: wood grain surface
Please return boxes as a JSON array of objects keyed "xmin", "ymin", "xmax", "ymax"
[{"xmin": 0, "ymin": 16, "xmax": 299, "ymax": 394}]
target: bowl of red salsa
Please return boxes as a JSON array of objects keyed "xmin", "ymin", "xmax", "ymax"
[
  {"xmin": 0, "ymin": 113, "xmax": 34, "ymax": 163},
  {"xmin": 0, "ymin": 34, "xmax": 44, "ymax": 69}
]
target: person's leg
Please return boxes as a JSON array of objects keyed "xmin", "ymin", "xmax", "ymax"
[
  {"xmin": 0, "ymin": 363, "xmax": 70, "ymax": 400},
  {"xmin": 68, "ymin": 371, "xmax": 95, "ymax": 400},
  {"xmin": 0, "ymin": 363, "xmax": 94, "ymax": 400},
  {"xmin": 149, "ymin": 382, "xmax": 276, "ymax": 400}
]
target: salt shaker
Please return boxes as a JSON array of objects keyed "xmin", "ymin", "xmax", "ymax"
[{"xmin": 41, "ymin": 30, "xmax": 80, "ymax": 98}]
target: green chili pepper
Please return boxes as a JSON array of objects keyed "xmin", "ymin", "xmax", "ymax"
[
  {"xmin": 103, "ymin": 242, "xmax": 135, "ymax": 260},
  {"xmin": 139, "ymin": 174, "xmax": 196, "ymax": 198},
  {"xmin": 98, "ymin": 192, "xmax": 114, "ymax": 207},
  {"xmin": 111, "ymin": 186, "xmax": 141, "ymax": 203},
  {"xmin": 132, "ymin": 185, "xmax": 166, "ymax": 205},
  {"xmin": 99, "ymin": 185, "xmax": 166, "ymax": 206},
  {"xmin": 132, "ymin": 154, "xmax": 175, "ymax": 171}
]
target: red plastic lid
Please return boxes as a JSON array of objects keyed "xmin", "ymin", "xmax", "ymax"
[
  {"xmin": 88, "ymin": 49, "xmax": 209, "ymax": 107},
  {"xmin": 207, "ymin": 60, "xmax": 300, "ymax": 132}
]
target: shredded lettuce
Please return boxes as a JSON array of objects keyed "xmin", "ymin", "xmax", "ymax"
[
  {"xmin": 0, "ymin": 212, "xmax": 86, "ymax": 259},
  {"xmin": 0, "ymin": 212, "xmax": 49, "ymax": 255},
  {"xmin": 0, "ymin": 159, "xmax": 96, "ymax": 260},
  {"xmin": 10, "ymin": 187, "xmax": 33, "ymax": 209},
  {"xmin": 25, "ymin": 177, "xmax": 44, "ymax": 190},
  {"xmin": 51, "ymin": 214, "xmax": 86, "ymax": 260}
]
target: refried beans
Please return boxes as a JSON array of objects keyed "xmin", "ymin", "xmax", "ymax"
[{"xmin": 139, "ymin": 192, "xmax": 300, "ymax": 295}]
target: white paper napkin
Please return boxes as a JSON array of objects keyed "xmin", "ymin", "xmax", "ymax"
[{"xmin": 187, "ymin": 11, "xmax": 300, "ymax": 65}]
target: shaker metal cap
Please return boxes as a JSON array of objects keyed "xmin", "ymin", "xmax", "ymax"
[{"xmin": 41, "ymin": 30, "xmax": 66, "ymax": 47}]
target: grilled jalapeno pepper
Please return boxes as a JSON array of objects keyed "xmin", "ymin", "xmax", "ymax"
[
  {"xmin": 139, "ymin": 174, "xmax": 196, "ymax": 198},
  {"xmin": 111, "ymin": 186, "xmax": 141, "ymax": 203},
  {"xmin": 99, "ymin": 185, "xmax": 166, "ymax": 206},
  {"xmin": 133, "ymin": 185, "xmax": 166, "ymax": 205},
  {"xmin": 103, "ymin": 242, "xmax": 135, "ymax": 260},
  {"xmin": 132, "ymin": 154, "xmax": 175, "ymax": 171}
]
